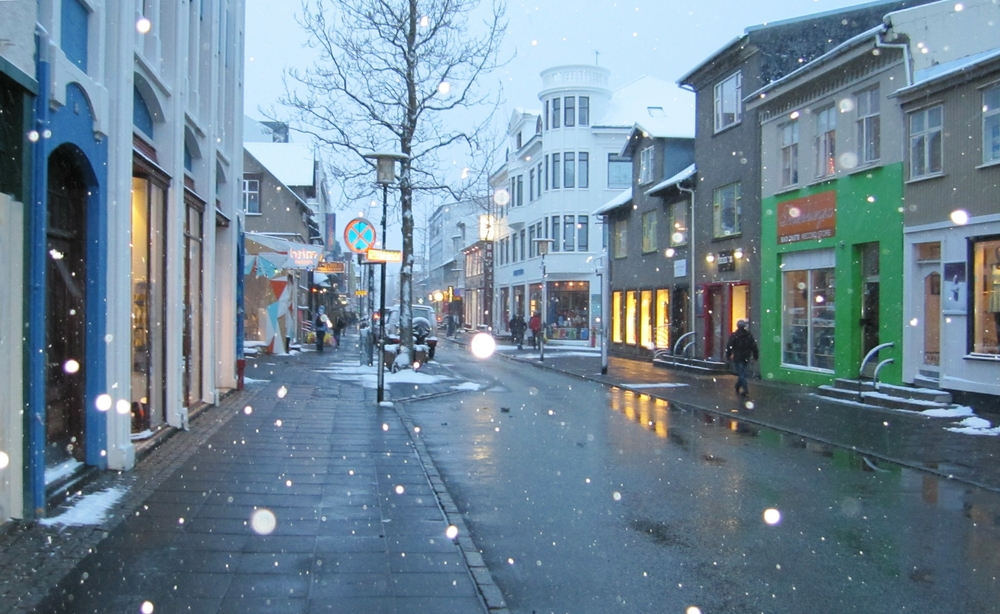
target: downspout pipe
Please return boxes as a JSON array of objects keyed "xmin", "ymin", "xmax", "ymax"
[{"xmin": 875, "ymin": 26, "xmax": 912, "ymax": 87}]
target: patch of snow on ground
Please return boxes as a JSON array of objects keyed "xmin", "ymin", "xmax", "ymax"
[
  {"xmin": 946, "ymin": 416, "xmax": 1000, "ymax": 436},
  {"xmin": 921, "ymin": 406, "xmax": 975, "ymax": 418},
  {"xmin": 450, "ymin": 382, "xmax": 481, "ymax": 391},
  {"xmin": 39, "ymin": 486, "xmax": 128, "ymax": 526},
  {"xmin": 316, "ymin": 364, "xmax": 450, "ymax": 388},
  {"xmin": 242, "ymin": 376, "xmax": 269, "ymax": 384},
  {"xmin": 130, "ymin": 429, "xmax": 154, "ymax": 441},
  {"xmin": 45, "ymin": 459, "xmax": 82, "ymax": 485}
]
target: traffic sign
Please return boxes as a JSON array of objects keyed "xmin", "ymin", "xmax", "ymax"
[
  {"xmin": 367, "ymin": 248, "xmax": 402, "ymax": 263},
  {"xmin": 344, "ymin": 218, "xmax": 377, "ymax": 254}
]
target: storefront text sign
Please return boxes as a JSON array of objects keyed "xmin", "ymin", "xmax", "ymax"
[
  {"xmin": 289, "ymin": 246, "xmax": 323, "ymax": 267},
  {"xmin": 716, "ymin": 251, "xmax": 735, "ymax": 272},
  {"xmin": 777, "ymin": 191, "xmax": 836, "ymax": 244}
]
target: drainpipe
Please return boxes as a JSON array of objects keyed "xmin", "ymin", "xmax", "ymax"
[
  {"xmin": 678, "ymin": 184, "xmax": 696, "ymax": 359},
  {"xmin": 875, "ymin": 26, "xmax": 913, "ymax": 87}
]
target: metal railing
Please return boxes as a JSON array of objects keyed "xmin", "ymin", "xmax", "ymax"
[{"xmin": 858, "ymin": 342, "xmax": 894, "ymax": 401}]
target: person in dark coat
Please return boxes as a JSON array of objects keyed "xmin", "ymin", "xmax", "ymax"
[
  {"xmin": 725, "ymin": 319, "xmax": 759, "ymax": 398},
  {"xmin": 509, "ymin": 314, "xmax": 527, "ymax": 350}
]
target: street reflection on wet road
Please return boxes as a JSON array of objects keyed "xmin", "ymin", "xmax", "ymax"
[{"xmin": 408, "ymin": 347, "xmax": 1000, "ymax": 613}]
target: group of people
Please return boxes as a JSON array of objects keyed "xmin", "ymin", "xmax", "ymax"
[
  {"xmin": 508, "ymin": 312, "xmax": 542, "ymax": 350},
  {"xmin": 314, "ymin": 307, "xmax": 347, "ymax": 353}
]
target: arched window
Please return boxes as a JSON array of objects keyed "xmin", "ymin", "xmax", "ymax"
[{"xmin": 133, "ymin": 86, "xmax": 154, "ymax": 138}]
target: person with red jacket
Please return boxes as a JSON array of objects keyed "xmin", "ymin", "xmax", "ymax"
[{"xmin": 528, "ymin": 312, "xmax": 542, "ymax": 350}]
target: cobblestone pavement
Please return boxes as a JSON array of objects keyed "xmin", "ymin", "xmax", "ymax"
[{"xmin": 0, "ymin": 334, "xmax": 506, "ymax": 614}]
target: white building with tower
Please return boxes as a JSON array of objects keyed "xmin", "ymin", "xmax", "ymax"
[{"xmin": 490, "ymin": 65, "xmax": 693, "ymax": 342}]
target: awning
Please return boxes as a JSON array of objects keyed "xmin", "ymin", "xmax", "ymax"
[
  {"xmin": 592, "ymin": 188, "xmax": 632, "ymax": 216},
  {"xmin": 245, "ymin": 232, "xmax": 323, "ymax": 278},
  {"xmin": 645, "ymin": 164, "xmax": 696, "ymax": 197}
]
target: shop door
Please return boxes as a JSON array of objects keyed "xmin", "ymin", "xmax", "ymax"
[
  {"xmin": 921, "ymin": 268, "xmax": 941, "ymax": 369},
  {"xmin": 703, "ymin": 285, "xmax": 725, "ymax": 360},
  {"xmin": 860, "ymin": 243, "xmax": 880, "ymax": 373},
  {"xmin": 46, "ymin": 146, "xmax": 88, "ymax": 463}
]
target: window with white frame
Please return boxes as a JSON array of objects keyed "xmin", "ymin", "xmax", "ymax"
[
  {"xmin": 552, "ymin": 97, "xmax": 561, "ymax": 129},
  {"xmin": 579, "ymin": 97, "xmax": 590, "ymax": 126},
  {"xmin": 780, "ymin": 120, "xmax": 799, "ymax": 187},
  {"xmin": 563, "ymin": 216, "xmax": 575, "ymax": 251},
  {"xmin": 639, "ymin": 146, "xmax": 654, "ymax": 185},
  {"xmin": 641, "ymin": 210, "xmax": 657, "ymax": 254},
  {"xmin": 814, "ymin": 105, "xmax": 836, "ymax": 178},
  {"xmin": 551, "ymin": 216, "xmax": 560, "ymax": 252},
  {"xmin": 243, "ymin": 178, "xmax": 260, "ymax": 214},
  {"xmin": 856, "ymin": 86, "xmax": 880, "ymax": 165},
  {"xmin": 577, "ymin": 216, "xmax": 588, "ymax": 251},
  {"xmin": 608, "ymin": 154, "xmax": 631, "ymax": 189},
  {"xmin": 713, "ymin": 182, "xmax": 741, "ymax": 237},
  {"xmin": 564, "ymin": 97, "xmax": 575, "ymax": 127},
  {"xmin": 909, "ymin": 105, "xmax": 943, "ymax": 178},
  {"xmin": 551, "ymin": 153, "xmax": 560, "ymax": 189},
  {"xmin": 564, "ymin": 152, "xmax": 575, "ymax": 188},
  {"xmin": 714, "ymin": 72, "xmax": 742, "ymax": 132},
  {"xmin": 670, "ymin": 201, "xmax": 688, "ymax": 247},
  {"xmin": 578, "ymin": 153, "xmax": 589, "ymax": 188},
  {"xmin": 985, "ymin": 85, "xmax": 1000, "ymax": 164}
]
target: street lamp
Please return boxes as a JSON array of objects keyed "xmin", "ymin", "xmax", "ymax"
[
  {"xmin": 363, "ymin": 151, "xmax": 407, "ymax": 404},
  {"xmin": 533, "ymin": 238, "xmax": 554, "ymax": 362}
]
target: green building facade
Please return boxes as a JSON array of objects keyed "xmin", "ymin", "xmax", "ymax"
[{"xmin": 759, "ymin": 165, "xmax": 905, "ymax": 388}]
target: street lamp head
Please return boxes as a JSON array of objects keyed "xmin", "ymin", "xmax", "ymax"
[
  {"xmin": 362, "ymin": 152, "xmax": 408, "ymax": 185},
  {"xmin": 533, "ymin": 237, "xmax": 554, "ymax": 256}
]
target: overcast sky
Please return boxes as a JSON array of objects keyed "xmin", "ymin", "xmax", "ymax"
[
  {"xmin": 243, "ymin": 0, "xmax": 871, "ymax": 252},
  {"xmin": 245, "ymin": 0, "xmax": 871, "ymax": 122}
]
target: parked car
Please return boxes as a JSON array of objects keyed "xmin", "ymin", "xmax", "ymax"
[{"xmin": 385, "ymin": 304, "xmax": 438, "ymax": 359}]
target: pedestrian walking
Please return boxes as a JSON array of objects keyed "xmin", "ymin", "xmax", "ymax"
[
  {"xmin": 315, "ymin": 307, "xmax": 330, "ymax": 353},
  {"xmin": 528, "ymin": 312, "xmax": 542, "ymax": 350},
  {"xmin": 509, "ymin": 313, "xmax": 527, "ymax": 349},
  {"xmin": 725, "ymin": 319, "xmax": 759, "ymax": 399},
  {"xmin": 333, "ymin": 315, "xmax": 346, "ymax": 349}
]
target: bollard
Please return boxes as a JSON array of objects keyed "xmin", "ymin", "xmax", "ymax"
[{"xmin": 236, "ymin": 359, "xmax": 245, "ymax": 391}]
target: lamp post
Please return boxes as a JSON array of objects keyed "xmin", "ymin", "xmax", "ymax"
[
  {"xmin": 363, "ymin": 152, "xmax": 407, "ymax": 404},
  {"xmin": 534, "ymin": 238, "xmax": 553, "ymax": 362}
]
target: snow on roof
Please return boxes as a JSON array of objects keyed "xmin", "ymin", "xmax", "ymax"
[
  {"xmin": 900, "ymin": 47, "xmax": 1000, "ymax": 94},
  {"xmin": 245, "ymin": 142, "xmax": 316, "ymax": 187},
  {"xmin": 646, "ymin": 164, "xmax": 696, "ymax": 197},
  {"xmin": 593, "ymin": 188, "xmax": 633, "ymax": 216},
  {"xmin": 595, "ymin": 76, "xmax": 694, "ymax": 138}
]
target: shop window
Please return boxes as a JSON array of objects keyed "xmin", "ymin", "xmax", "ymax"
[
  {"xmin": 549, "ymin": 281, "xmax": 589, "ymax": 340},
  {"xmin": 972, "ymin": 238, "xmax": 1000, "ymax": 355},
  {"xmin": 713, "ymin": 182, "xmax": 741, "ymax": 237},
  {"xmin": 625, "ymin": 291, "xmax": 637, "ymax": 345},
  {"xmin": 640, "ymin": 290, "xmax": 652, "ymax": 348},
  {"xmin": 642, "ymin": 211, "xmax": 657, "ymax": 254},
  {"xmin": 655, "ymin": 289, "xmax": 670, "ymax": 349},
  {"xmin": 612, "ymin": 291, "xmax": 623, "ymax": 343},
  {"xmin": 782, "ymin": 266, "xmax": 835, "ymax": 370}
]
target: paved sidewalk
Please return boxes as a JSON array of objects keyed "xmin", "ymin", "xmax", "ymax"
[
  {"xmin": 0, "ymin": 334, "xmax": 503, "ymax": 614},
  {"xmin": 446, "ymin": 334, "xmax": 1000, "ymax": 493}
]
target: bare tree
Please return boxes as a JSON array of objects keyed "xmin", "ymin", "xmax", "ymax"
[{"xmin": 281, "ymin": 0, "xmax": 507, "ymax": 366}]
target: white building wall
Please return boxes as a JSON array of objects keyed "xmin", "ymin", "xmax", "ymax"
[{"xmin": 0, "ymin": 195, "xmax": 25, "ymax": 522}]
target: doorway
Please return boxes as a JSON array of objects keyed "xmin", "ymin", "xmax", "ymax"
[
  {"xmin": 46, "ymin": 146, "xmax": 89, "ymax": 465},
  {"xmin": 860, "ymin": 243, "xmax": 880, "ymax": 371}
]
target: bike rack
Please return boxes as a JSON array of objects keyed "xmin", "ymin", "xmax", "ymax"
[
  {"xmin": 672, "ymin": 332, "xmax": 695, "ymax": 366},
  {"xmin": 858, "ymin": 342, "xmax": 894, "ymax": 401}
]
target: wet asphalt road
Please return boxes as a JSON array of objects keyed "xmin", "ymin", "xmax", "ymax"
[{"xmin": 406, "ymin": 343, "xmax": 1000, "ymax": 614}]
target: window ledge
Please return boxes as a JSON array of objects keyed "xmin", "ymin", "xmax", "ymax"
[
  {"xmin": 712, "ymin": 234, "xmax": 742, "ymax": 242},
  {"xmin": 712, "ymin": 121, "xmax": 742, "ymax": 136},
  {"xmin": 975, "ymin": 159, "xmax": 1000, "ymax": 170},
  {"xmin": 964, "ymin": 353, "xmax": 1000, "ymax": 362},
  {"xmin": 906, "ymin": 172, "xmax": 945, "ymax": 185},
  {"xmin": 847, "ymin": 161, "xmax": 882, "ymax": 176},
  {"xmin": 780, "ymin": 363, "xmax": 835, "ymax": 374},
  {"xmin": 245, "ymin": 212, "xmax": 262, "ymax": 216},
  {"xmin": 775, "ymin": 184, "xmax": 800, "ymax": 196}
]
